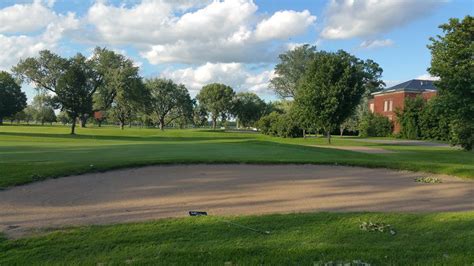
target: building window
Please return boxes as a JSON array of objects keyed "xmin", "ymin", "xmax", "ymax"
[{"xmin": 384, "ymin": 100, "xmax": 393, "ymax": 112}]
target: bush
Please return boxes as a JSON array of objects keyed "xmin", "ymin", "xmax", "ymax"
[
  {"xmin": 359, "ymin": 112, "xmax": 392, "ymax": 137},
  {"xmin": 396, "ymin": 97, "xmax": 425, "ymax": 139},
  {"xmin": 256, "ymin": 112, "xmax": 303, "ymax": 138},
  {"xmin": 419, "ymin": 98, "xmax": 450, "ymax": 141}
]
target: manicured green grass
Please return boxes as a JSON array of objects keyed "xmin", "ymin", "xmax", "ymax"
[
  {"xmin": 1, "ymin": 124, "xmax": 473, "ymax": 188},
  {"xmin": 1, "ymin": 212, "xmax": 473, "ymax": 264}
]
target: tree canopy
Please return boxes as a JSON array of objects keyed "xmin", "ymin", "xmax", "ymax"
[
  {"xmin": 294, "ymin": 50, "xmax": 380, "ymax": 143},
  {"xmin": 428, "ymin": 15, "xmax": 473, "ymax": 150},
  {"xmin": 232, "ymin": 92, "xmax": 266, "ymax": 127},
  {"xmin": 31, "ymin": 91, "xmax": 56, "ymax": 125},
  {"xmin": 54, "ymin": 57, "xmax": 92, "ymax": 134},
  {"xmin": 196, "ymin": 83, "xmax": 235, "ymax": 129},
  {"xmin": 0, "ymin": 71, "xmax": 27, "ymax": 125},
  {"xmin": 146, "ymin": 78, "xmax": 193, "ymax": 130},
  {"xmin": 270, "ymin": 44, "xmax": 317, "ymax": 99}
]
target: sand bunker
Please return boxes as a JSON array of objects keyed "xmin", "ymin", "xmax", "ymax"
[{"xmin": 1, "ymin": 164, "xmax": 472, "ymax": 238}]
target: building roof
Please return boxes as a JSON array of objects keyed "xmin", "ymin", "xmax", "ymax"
[{"xmin": 372, "ymin": 79, "xmax": 437, "ymax": 95}]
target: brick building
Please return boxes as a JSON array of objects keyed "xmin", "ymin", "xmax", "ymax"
[{"xmin": 368, "ymin": 79, "xmax": 437, "ymax": 133}]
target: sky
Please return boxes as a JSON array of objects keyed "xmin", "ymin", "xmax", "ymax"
[{"xmin": 0, "ymin": 0, "xmax": 472, "ymax": 102}]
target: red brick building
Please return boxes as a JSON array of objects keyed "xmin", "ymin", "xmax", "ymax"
[{"xmin": 368, "ymin": 79, "xmax": 437, "ymax": 133}]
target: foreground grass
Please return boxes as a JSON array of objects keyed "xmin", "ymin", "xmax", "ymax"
[
  {"xmin": 1, "ymin": 212, "xmax": 473, "ymax": 264},
  {"xmin": 1, "ymin": 125, "xmax": 473, "ymax": 188}
]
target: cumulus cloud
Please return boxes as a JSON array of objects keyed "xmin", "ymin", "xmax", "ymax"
[
  {"xmin": 0, "ymin": 1, "xmax": 79, "ymax": 70},
  {"xmin": 416, "ymin": 73, "xmax": 440, "ymax": 81},
  {"xmin": 254, "ymin": 10, "xmax": 316, "ymax": 42},
  {"xmin": 161, "ymin": 62, "xmax": 274, "ymax": 96},
  {"xmin": 0, "ymin": 0, "xmax": 57, "ymax": 33},
  {"xmin": 85, "ymin": 0, "xmax": 316, "ymax": 64},
  {"xmin": 321, "ymin": 0, "xmax": 443, "ymax": 39},
  {"xmin": 359, "ymin": 39, "xmax": 394, "ymax": 49}
]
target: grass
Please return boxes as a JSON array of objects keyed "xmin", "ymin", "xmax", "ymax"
[
  {"xmin": 1, "ymin": 212, "xmax": 473, "ymax": 264},
  {"xmin": 1, "ymin": 124, "xmax": 473, "ymax": 188},
  {"xmin": 1, "ymin": 125, "xmax": 473, "ymax": 264}
]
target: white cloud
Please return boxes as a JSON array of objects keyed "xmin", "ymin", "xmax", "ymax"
[
  {"xmin": 359, "ymin": 39, "xmax": 394, "ymax": 49},
  {"xmin": 254, "ymin": 10, "xmax": 316, "ymax": 42},
  {"xmin": 416, "ymin": 74, "xmax": 440, "ymax": 81},
  {"xmin": 0, "ymin": 0, "xmax": 57, "ymax": 33},
  {"xmin": 161, "ymin": 62, "xmax": 274, "ymax": 96},
  {"xmin": 321, "ymin": 0, "xmax": 443, "ymax": 39},
  {"xmin": 85, "ymin": 0, "xmax": 316, "ymax": 64},
  {"xmin": 0, "ymin": 6, "xmax": 79, "ymax": 71}
]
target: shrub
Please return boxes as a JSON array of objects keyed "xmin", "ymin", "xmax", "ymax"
[
  {"xmin": 256, "ymin": 112, "xmax": 279, "ymax": 135},
  {"xmin": 396, "ymin": 97, "xmax": 425, "ymax": 139},
  {"xmin": 419, "ymin": 98, "xmax": 450, "ymax": 141},
  {"xmin": 359, "ymin": 112, "xmax": 392, "ymax": 137},
  {"xmin": 256, "ymin": 112, "xmax": 303, "ymax": 138}
]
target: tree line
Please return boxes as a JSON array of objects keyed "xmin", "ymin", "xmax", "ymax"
[
  {"xmin": 0, "ymin": 16, "xmax": 471, "ymax": 150},
  {"xmin": 0, "ymin": 48, "xmax": 273, "ymax": 134}
]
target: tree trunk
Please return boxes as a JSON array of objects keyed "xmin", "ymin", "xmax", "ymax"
[
  {"xmin": 303, "ymin": 129, "xmax": 306, "ymax": 139},
  {"xmin": 0, "ymin": 117, "xmax": 3, "ymax": 125},
  {"xmin": 120, "ymin": 120, "xmax": 124, "ymax": 130},
  {"xmin": 212, "ymin": 117, "xmax": 217, "ymax": 130},
  {"xmin": 340, "ymin": 127, "xmax": 344, "ymax": 137},
  {"xmin": 159, "ymin": 117, "xmax": 165, "ymax": 131},
  {"xmin": 98, "ymin": 120, "xmax": 102, "ymax": 127},
  {"xmin": 80, "ymin": 115, "xmax": 87, "ymax": 128},
  {"xmin": 70, "ymin": 116, "xmax": 77, "ymax": 135},
  {"xmin": 129, "ymin": 122, "xmax": 132, "ymax": 128},
  {"xmin": 327, "ymin": 130, "xmax": 331, "ymax": 144}
]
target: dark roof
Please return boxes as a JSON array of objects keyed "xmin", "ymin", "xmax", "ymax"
[{"xmin": 372, "ymin": 79, "xmax": 437, "ymax": 95}]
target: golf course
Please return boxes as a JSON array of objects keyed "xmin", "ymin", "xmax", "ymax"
[
  {"xmin": 1, "ymin": 125, "xmax": 473, "ymax": 264},
  {"xmin": 0, "ymin": 2, "xmax": 472, "ymax": 263}
]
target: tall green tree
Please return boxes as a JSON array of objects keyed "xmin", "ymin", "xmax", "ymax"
[
  {"xmin": 13, "ymin": 48, "xmax": 127, "ymax": 129},
  {"xmin": 146, "ymin": 78, "xmax": 193, "ymax": 130},
  {"xmin": 270, "ymin": 44, "xmax": 317, "ymax": 98},
  {"xmin": 196, "ymin": 83, "xmax": 235, "ymax": 129},
  {"xmin": 232, "ymin": 92, "xmax": 266, "ymax": 128},
  {"xmin": 193, "ymin": 103, "xmax": 208, "ymax": 127},
  {"xmin": 54, "ymin": 58, "xmax": 93, "ymax": 134},
  {"xmin": 428, "ymin": 15, "xmax": 474, "ymax": 150},
  {"xmin": 294, "ymin": 50, "xmax": 379, "ymax": 143},
  {"xmin": 92, "ymin": 48, "xmax": 144, "ymax": 111},
  {"xmin": 31, "ymin": 91, "xmax": 56, "ymax": 125},
  {"xmin": 0, "ymin": 71, "xmax": 27, "ymax": 125},
  {"xmin": 102, "ymin": 63, "xmax": 147, "ymax": 130}
]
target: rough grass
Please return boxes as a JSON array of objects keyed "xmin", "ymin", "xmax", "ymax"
[
  {"xmin": 1, "ymin": 212, "xmax": 473, "ymax": 265},
  {"xmin": 1, "ymin": 124, "xmax": 473, "ymax": 188}
]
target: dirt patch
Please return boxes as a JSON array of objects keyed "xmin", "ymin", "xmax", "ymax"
[
  {"xmin": 1, "ymin": 164, "xmax": 472, "ymax": 238},
  {"xmin": 310, "ymin": 145, "xmax": 396, "ymax": 154}
]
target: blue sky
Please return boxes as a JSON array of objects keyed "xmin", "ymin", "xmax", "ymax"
[{"xmin": 0, "ymin": 0, "xmax": 472, "ymax": 101}]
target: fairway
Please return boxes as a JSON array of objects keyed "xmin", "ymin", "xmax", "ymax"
[{"xmin": 0, "ymin": 125, "xmax": 473, "ymax": 189}]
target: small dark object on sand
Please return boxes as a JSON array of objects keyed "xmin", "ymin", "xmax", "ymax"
[{"xmin": 189, "ymin": 211, "xmax": 208, "ymax": 216}]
